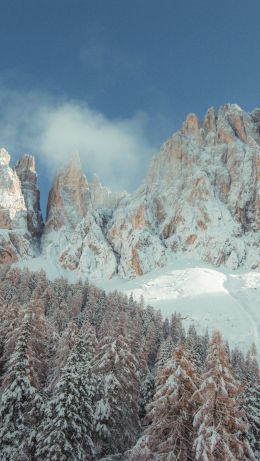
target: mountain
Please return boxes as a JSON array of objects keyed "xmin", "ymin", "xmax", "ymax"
[
  {"xmin": 0, "ymin": 103, "xmax": 260, "ymax": 278},
  {"xmin": 0, "ymin": 149, "xmax": 43, "ymax": 265}
]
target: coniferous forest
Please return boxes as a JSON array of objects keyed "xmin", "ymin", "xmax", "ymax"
[{"xmin": 0, "ymin": 266, "xmax": 259, "ymax": 461}]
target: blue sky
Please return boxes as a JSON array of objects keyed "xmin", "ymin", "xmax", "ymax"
[{"xmin": 1, "ymin": 0, "xmax": 260, "ymax": 214}]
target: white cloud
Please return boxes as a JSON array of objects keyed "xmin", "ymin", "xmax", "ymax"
[{"xmin": 0, "ymin": 87, "xmax": 166, "ymax": 191}]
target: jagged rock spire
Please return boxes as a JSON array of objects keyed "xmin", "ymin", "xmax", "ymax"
[
  {"xmin": 16, "ymin": 154, "xmax": 44, "ymax": 239},
  {"xmin": 45, "ymin": 152, "xmax": 91, "ymax": 230}
]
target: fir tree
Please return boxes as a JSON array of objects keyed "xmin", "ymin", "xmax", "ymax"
[
  {"xmin": 94, "ymin": 314, "xmax": 140, "ymax": 457},
  {"xmin": 139, "ymin": 369, "xmax": 155, "ymax": 419},
  {"xmin": 135, "ymin": 344, "xmax": 199, "ymax": 460},
  {"xmin": 192, "ymin": 331, "xmax": 255, "ymax": 461},
  {"xmin": 36, "ymin": 331, "xmax": 95, "ymax": 461},
  {"xmin": 170, "ymin": 312, "xmax": 186, "ymax": 345},
  {"xmin": 0, "ymin": 314, "xmax": 41, "ymax": 461},
  {"xmin": 245, "ymin": 344, "xmax": 260, "ymax": 458}
]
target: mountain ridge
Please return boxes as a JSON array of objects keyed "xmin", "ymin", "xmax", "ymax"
[{"xmin": 1, "ymin": 103, "xmax": 260, "ymax": 278}]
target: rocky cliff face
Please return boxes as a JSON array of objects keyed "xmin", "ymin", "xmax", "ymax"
[
  {"xmin": 16, "ymin": 154, "xmax": 44, "ymax": 240},
  {"xmin": 42, "ymin": 154, "xmax": 125, "ymax": 279},
  {"xmin": 128, "ymin": 104, "xmax": 260, "ymax": 271},
  {"xmin": 44, "ymin": 105, "xmax": 259, "ymax": 278},
  {"xmin": 45, "ymin": 152, "xmax": 90, "ymax": 231},
  {"xmin": 0, "ymin": 149, "xmax": 42, "ymax": 264},
  {"xmin": 1, "ymin": 104, "xmax": 259, "ymax": 277}
]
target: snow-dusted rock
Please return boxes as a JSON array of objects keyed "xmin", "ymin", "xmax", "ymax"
[
  {"xmin": 0, "ymin": 149, "xmax": 41, "ymax": 263},
  {"xmin": 90, "ymin": 173, "xmax": 126, "ymax": 209},
  {"xmin": 0, "ymin": 148, "xmax": 27, "ymax": 229},
  {"xmin": 2, "ymin": 103, "xmax": 260, "ymax": 277},
  {"xmin": 42, "ymin": 155, "xmax": 126, "ymax": 278},
  {"xmin": 45, "ymin": 152, "xmax": 91, "ymax": 231},
  {"xmin": 59, "ymin": 211, "xmax": 118, "ymax": 279},
  {"xmin": 16, "ymin": 154, "xmax": 44, "ymax": 240},
  {"xmin": 42, "ymin": 104, "xmax": 260, "ymax": 278}
]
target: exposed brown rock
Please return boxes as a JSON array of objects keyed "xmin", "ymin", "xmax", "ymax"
[
  {"xmin": 0, "ymin": 241, "xmax": 18, "ymax": 264},
  {"xmin": 162, "ymin": 216, "xmax": 185, "ymax": 240},
  {"xmin": 131, "ymin": 247, "xmax": 143, "ymax": 276},
  {"xmin": 45, "ymin": 153, "xmax": 90, "ymax": 230},
  {"xmin": 153, "ymin": 198, "xmax": 166, "ymax": 223},
  {"xmin": 197, "ymin": 220, "xmax": 207, "ymax": 231},
  {"xmin": 217, "ymin": 129, "xmax": 234, "ymax": 144},
  {"xmin": 131, "ymin": 206, "xmax": 146, "ymax": 229},
  {"xmin": 203, "ymin": 107, "xmax": 217, "ymax": 133},
  {"xmin": 182, "ymin": 114, "xmax": 200, "ymax": 137},
  {"xmin": 16, "ymin": 154, "xmax": 44, "ymax": 239},
  {"xmin": 0, "ymin": 207, "xmax": 12, "ymax": 229},
  {"xmin": 185, "ymin": 234, "xmax": 197, "ymax": 245},
  {"xmin": 228, "ymin": 114, "xmax": 247, "ymax": 143}
]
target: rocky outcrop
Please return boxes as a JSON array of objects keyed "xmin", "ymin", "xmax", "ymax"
[
  {"xmin": 1, "ymin": 104, "xmax": 260, "ymax": 277},
  {"xmin": 42, "ymin": 155, "xmax": 127, "ymax": 278},
  {"xmin": 40, "ymin": 104, "xmax": 260, "ymax": 278},
  {"xmin": 0, "ymin": 148, "xmax": 27, "ymax": 229},
  {"xmin": 58, "ymin": 211, "xmax": 118, "ymax": 279},
  {"xmin": 16, "ymin": 154, "xmax": 44, "ymax": 240},
  {"xmin": 45, "ymin": 152, "xmax": 90, "ymax": 231},
  {"xmin": 0, "ymin": 149, "xmax": 42, "ymax": 263},
  {"xmin": 126, "ymin": 104, "xmax": 260, "ymax": 270},
  {"xmin": 90, "ymin": 174, "xmax": 126, "ymax": 209}
]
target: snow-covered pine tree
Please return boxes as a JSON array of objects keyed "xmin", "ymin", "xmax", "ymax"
[
  {"xmin": 80, "ymin": 319, "xmax": 98, "ymax": 359},
  {"xmin": 0, "ymin": 313, "xmax": 41, "ymax": 461},
  {"xmin": 47, "ymin": 320, "xmax": 79, "ymax": 388},
  {"xmin": 192, "ymin": 330, "xmax": 255, "ymax": 461},
  {"xmin": 198, "ymin": 328, "xmax": 209, "ymax": 366},
  {"xmin": 155, "ymin": 334, "xmax": 174, "ymax": 371},
  {"xmin": 187, "ymin": 326, "xmax": 210, "ymax": 371},
  {"xmin": 0, "ymin": 302, "xmax": 20, "ymax": 381},
  {"xmin": 231, "ymin": 346, "xmax": 247, "ymax": 383},
  {"xmin": 139, "ymin": 369, "xmax": 155, "ymax": 419},
  {"xmin": 162, "ymin": 317, "xmax": 170, "ymax": 339},
  {"xmin": 93, "ymin": 312, "xmax": 141, "ymax": 457},
  {"xmin": 26, "ymin": 299, "xmax": 49, "ymax": 388},
  {"xmin": 245, "ymin": 343, "xmax": 260, "ymax": 384},
  {"xmin": 170, "ymin": 312, "xmax": 186, "ymax": 345},
  {"xmin": 124, "ymin": 300, "xmax": 149, "ymax": 383},
  {"xmin": 134, "ymin": 343, "xmax": 199, "ymax": 460},
  {"xmin": 143, "ymin": 306, "xmax": 163, "ymax": 368},
  {"xmin": 245, "ymin": 343, "xmax": 260, "ymax": 458},
  {"xmin": 36, "ymin": 330, "xmax": 95, "ymax": 461}
]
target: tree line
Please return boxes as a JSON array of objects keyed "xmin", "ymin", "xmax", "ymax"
[{"xmin": 0, "ymin": 267, "xmax": 259, "ymax": 460}]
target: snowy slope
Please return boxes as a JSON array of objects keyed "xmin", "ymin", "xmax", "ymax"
[
  {"xmin": 95, "ymin": 257, "xmax": 260, "ymax": 356},
  {"xmin": 16, "ymin": 253, "xmax": 260, "ymax": 356}
]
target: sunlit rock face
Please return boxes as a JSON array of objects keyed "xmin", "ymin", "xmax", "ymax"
[
  {"xmin": 42, "ymin": 104, "xmax": 260, "ymax": 277},
  {"xmin": 0, "ymin": 148, "xmax": 27, "ymax": 229},
  {"xmin": 128, "ymin": 103, "xmax": 260, "ymax": 270},
  {"xmin": 16, "ymin": 154, "xmax": 44, "ymax": 240},
  {"xmin": 0, "ymin": 149, "xmax": 42, "ymax": 263},
  {"xmin": 1, "ymin": 104, "xmax": 260, "ymax": 276},
  {"xmin": 45, "ymin": 152, "xmax": 91, "ymax": 231},
  {"xmin": 105, "ymin": 104, "xmax": 260, "ymax": 275}
]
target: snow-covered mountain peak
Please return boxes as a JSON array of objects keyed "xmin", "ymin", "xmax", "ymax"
[
  {"xmin": 39, "ymin": 104, "xmax": 260, "ymax": 279},
  {"xmin": 16, "ymin": 154, "xmax": 37, "ymax": 175},
  {"xmin": 0, "ymin": 148, "xmax": 11, "ymax": 166},
  {"xmin": 45, "ymin": 153, "xmax": 90, "ymax": 231},
  {"xmin": 0, "ymin": 150, "xmax": 42, "ymax": 264},
  {"xmin": 1, "ymin": 103, "xmax": 260, "ymax": 278},
  {"xmin": 15, "ymin": 154, "xmax": 43, "ymax": 240}
]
